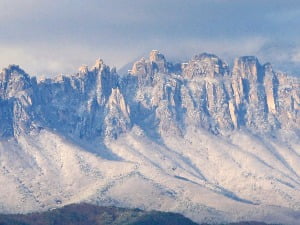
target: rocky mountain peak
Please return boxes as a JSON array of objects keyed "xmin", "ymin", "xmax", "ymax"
[
  {"xmin": 183, "ymin": 53, "xmax": 229, "ymax": 79},
  {"xmin": 131, "ymin": 50, "xmax": 168, "ymax": 78},
  {"xmin": 149, "ymin": 50, "xmax": 166, "ymax": 62},
  {"xmin": 77, "ymin": 59, "xmax": 107, "ymax": 77},
  {"xmin": 78, "ymin": 65, "xmax": 89, "ymax": 74},
  {"xmin": 131, "ymin": 58, "xmax": 147, "ymax": 76},
  {"xmin": 94, "ymin": 58, "xmax": 105, "ymax": 70},
  {"xmin": 0, "ymin": 65, "xmax": 33, "ymax": 99},
  {"xmin": 1, "ymin": 64, "xmax": 26, "ymax": 74},
  {"xmin": 149, "ymin": 50, "xmax": 167, "ymax": 73},
  {"xmin": 0, "ymin": 65, "xmax": 30, "ymax": 82},
  {"xmin": 232, "ymin": 56, "xmax": 264, "ymax": 82}
]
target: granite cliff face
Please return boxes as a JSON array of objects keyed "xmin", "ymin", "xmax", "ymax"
[
  {"xmin": 0, "ymin": 65, "xmax": 39, "ymax": 137},
  {"xmin": 0, "ymin": 51, "xmax": 299, "ymax": 225},
  {"xmin": 126, "ymin": 51, "xmax": 299, "ymax": 136},
  {"xmin": 0, "ymin": 51, "xmax": 298, "ymax": 140}
]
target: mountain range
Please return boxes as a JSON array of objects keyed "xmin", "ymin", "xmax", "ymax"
[
  {"xmin": 0, "ymin": 50, "xmax": 299, "ymax": 225},
  {"xmin": 0, "ymin": 203, "xmax": 279, "ymax": 225}
]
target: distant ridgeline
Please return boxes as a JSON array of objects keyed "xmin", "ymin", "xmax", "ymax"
[{"xmin": 0, "ymin": 203, "xmax": 280, "ymax": 225}]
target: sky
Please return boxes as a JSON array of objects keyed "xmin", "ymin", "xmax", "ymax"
[{"xmin": 0, "ymin": 0, "xmax": 300, "ymax": 76}]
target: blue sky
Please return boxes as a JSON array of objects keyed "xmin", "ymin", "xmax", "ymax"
[{"xmin": 0, "ymin": 0, "xmax": 299, "ymax": 76}]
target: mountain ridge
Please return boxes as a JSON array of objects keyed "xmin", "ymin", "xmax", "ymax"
[
  {"xmin": 0, "ymin": 50, "xmax": 299, "ymax": 225},
  {"xmin": 0, "ymin": 203, "xmax": 280, "ymax": 225},
  {"xmin": 0, "ymin": 50, "xmax": 298, "ymax": 139}
]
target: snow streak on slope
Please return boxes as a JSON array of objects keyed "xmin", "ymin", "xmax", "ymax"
[
  {"xmin": 0, "ymin": 130, "xmax": 136, "ymax": 213},
  {"xmin": 0, "ymin": 129, "xmax": 299, "ymax": 224}
]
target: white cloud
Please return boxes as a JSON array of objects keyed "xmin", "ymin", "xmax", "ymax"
[
  {"xmin": 0, "ymin": 0, "xmax": 299, "ymax": 76},
  {"xmin": 0, "ymin": 42, "xmax": 143, "ymax": 77}
]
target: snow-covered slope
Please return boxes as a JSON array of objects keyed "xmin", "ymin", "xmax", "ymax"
[{"xmin": 0, "ymin": 51, "xmax": 299, "ymax": 225}]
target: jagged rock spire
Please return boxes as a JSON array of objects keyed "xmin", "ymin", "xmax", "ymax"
[
  {"xmin": 104, "ymin": 87, "xmax": 131, "ymax": 139},
  {"xmin": 233, "ymin": 56, "xmax": 264, "ymax": 82},
  {"xmin": 94, "ymin": 58, "xmax": 104, "ymax": 70},
  {"xmin": 131, "ymin": 50, "xmax": 167, "ymax": 76},
  {"xmin": 78, "ymin": 65, "xmax": 89, "ymax": 74}
]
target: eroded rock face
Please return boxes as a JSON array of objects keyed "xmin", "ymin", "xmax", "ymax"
[
  {"xmin": 0, "ymin": 51, "xmax": 299, "ymax": 225},
  {"xmin": 183, "ymin": 53, "xmax": 229, "ymax": 79},
  {"xmin": 0, "ymin": 51, "xmax": 299, "ymax": 140},
  {"xmin": 0, "ymin": 66, "xmax": 38, "ymax": 137},
  {"xmin": 0, "ymin": 99, "xmax": 14, "ymax": 137},
  {"xmin": 127, "ymin": 51, "xmax": 299, "ymax": 136},
  {"xmin": 0, "ymin": 65, "xmax": 33, "ymax": 99},
  {"xmin": 131, "ymin": 50, "xmax": 168, "ymax": 86},
  {"xmin": 36, "ymin": 60, "xmax": 120, "ymax": 139},
  {"xmin": 104, "ymin": 87, "xmax": 131, "ymax": 139},
  {"xmin": 230, "ymin": 57, "xmax": 299, "ymax": 131}
]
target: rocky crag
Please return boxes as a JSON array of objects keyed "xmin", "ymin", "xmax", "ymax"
[
  {"xmin": 0, "ymin": 51, "xmax": 299, "ymax": 225},
  {"xmin": 1, "ymin": 51, "xmax": 298, "ymax": 140}
]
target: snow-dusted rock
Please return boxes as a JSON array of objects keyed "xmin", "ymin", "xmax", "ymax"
[{"xmin": 0, "ymin": 51, "xmax": 299, "ymax": 225}]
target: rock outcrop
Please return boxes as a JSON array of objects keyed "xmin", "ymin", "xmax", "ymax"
[
  {"xmin": 127, "ymin": 52, "xmax": 299, "ymax": 136},
  {"xmin": 0, "ymin": 51, "xmax": 299, "ymax": 140},
  {"xmin": 0, "ymin": 51, "xmax": 300, "ymax": 225}
]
